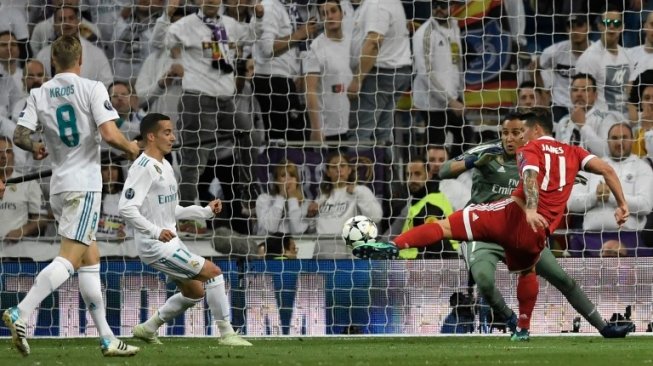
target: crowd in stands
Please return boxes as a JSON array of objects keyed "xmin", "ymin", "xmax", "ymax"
[{"xmin": 0, "ymin": 0, "xmax": 651, "ymax": 258}]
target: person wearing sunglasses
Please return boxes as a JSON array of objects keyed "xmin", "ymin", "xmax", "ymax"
[{"xmin": 576, "ymin": 6, "xmax": 634, "ymax": 118}]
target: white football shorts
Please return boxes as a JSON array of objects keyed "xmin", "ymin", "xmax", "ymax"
[
  {"xmin": 144, "ymin": 238, "xmax": 206, "ymax": 281},
  {"xmin": 50, "ymin": 191, "xmax": 101, "ymax": 245}
]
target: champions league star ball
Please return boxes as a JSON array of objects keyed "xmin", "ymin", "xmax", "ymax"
[{"xmin": 342, "ymin": 215, "xmax": 378, "ymax": 247}]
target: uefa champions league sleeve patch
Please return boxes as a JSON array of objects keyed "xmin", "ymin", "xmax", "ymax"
[
  {"xmin": 104, "ymin": 100, "xmax": 114, "ymax": 111},
  {"xmin": 124, "ymin": 188, "xmax": 135, "ymax": 199}
]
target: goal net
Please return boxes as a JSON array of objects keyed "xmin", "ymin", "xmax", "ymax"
[{"xmin": 0, "ymin": 0, "xmax": 652, "ymax": 338}]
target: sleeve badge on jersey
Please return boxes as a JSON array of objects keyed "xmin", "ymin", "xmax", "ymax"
[
  {"xmin": 18, "ymin": 110, "xmax": 25, "ymax": 118},
  {"xmin": 104, "ymin": 100, "xmax": 114, "ymax": 111},
  {"xmin": 124, "ymin": 188, "xmax": 135, "ymax": 199},
  {"xmin": 154, "ymin": 165, "xmax": 162, "ymax": 174}
]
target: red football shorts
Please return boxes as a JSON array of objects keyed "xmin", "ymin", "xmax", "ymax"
[{"xmin": 449, "ymin": 198, "xmax": 547, "ymax": 271}]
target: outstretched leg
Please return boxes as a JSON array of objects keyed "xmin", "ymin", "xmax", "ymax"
[{"xmin": 536, "ymin": 248, "xmax": 633, "ymax": 338}]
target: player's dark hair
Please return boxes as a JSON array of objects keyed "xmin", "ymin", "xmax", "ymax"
[
  {"xmin": 518, "ymin": 80, "xmax": 535, "ymax": 92},
  {"xmin": 108, "ymin": 80, "xmax": 133, "ymax": 95},
  {"xmin": 317, "ymin": 0, "xmax": 342, "ymax": 10},
  {"xmin": 408, "ymin": 157, "xmax": 428, "ymax": 174},
  {"xmin": 503, "ymin": 111, "xmax": 523, "ymax": 122},
  {"xmin": 607, "ymin": 122, "xmax": 633, "ymax": 138},
  {"xmin": 571, "ymin": 73, "xmax": 597, "ymax": 89},
  {"xmin": 265, "ymin": 233, "xmax": 293, "ymax": 258},
  {"xmin": 522, "ymin": 108, "xmax": 554, "ymax": 134},
  {"xmin": 140, "ymin": 113, "xmax": 170, "ymax": 138}
]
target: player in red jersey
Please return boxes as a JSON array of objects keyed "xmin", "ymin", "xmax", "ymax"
[{"xmin": 353, "ymin": 110, "xmax": 629, "ymax": 340}]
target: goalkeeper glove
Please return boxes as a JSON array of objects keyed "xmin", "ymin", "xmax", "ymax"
[{"xmin": 463, "ymin": 146, "xmax": 504, "ymax": 169}]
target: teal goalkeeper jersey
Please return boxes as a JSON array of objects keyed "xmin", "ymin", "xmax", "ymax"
[{"xmin": 466, "ymin": 143, "xmax": 520, "ymax": 205}]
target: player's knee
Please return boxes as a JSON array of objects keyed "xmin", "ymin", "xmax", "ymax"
[
  {"xmin": 180, "ymin": 281, "xmax": 206, "ymax": 299},
  {"xmin": 202, "ymin": 261, "xmax": 222, "ymax": 279}
]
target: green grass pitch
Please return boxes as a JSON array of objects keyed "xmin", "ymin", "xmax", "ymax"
[{"xmin": 1, "ymin": 336, "xmax": 649, "ymax": 366}]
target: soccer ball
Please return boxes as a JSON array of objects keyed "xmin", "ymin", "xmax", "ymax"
[{"xmin": 342, "ymin": 215, "xmax": 378, "ymax": 247}]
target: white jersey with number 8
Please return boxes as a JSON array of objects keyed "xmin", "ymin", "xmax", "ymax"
[{"xmin": 17, "ymin": 72, "xmax": 119, "ymax": 195}]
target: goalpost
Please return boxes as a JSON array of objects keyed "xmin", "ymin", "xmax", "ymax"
[{"xmin": 0, "ymin": 0, "xmax": 652, "ymax": 339}]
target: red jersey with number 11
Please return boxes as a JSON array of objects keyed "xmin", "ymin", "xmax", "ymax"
[{"xmin": 512, "ymin": 136, "xmax": 595, "ymax": 233}]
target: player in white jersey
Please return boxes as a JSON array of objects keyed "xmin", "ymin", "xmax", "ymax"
[
  {"xmin": 119, "ymin": 113, "xmax": 251, "ymax": 347},
  {"xmin": 3, "ymin": 35, "xmax": 140, "ymax": 357}
]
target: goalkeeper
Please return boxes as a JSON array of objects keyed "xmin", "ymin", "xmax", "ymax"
[{"xmin": 439, "ymin": 113, "xmax": 630, "ymax": 338}]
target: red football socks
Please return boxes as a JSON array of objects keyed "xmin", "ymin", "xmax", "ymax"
[
  {"xmin": 516, "ymin": 272, "xmax": 539, "ymax": 330},
  {"xmin": 393, "ymin": 223, "xmax": 444, "ymax": 249}
]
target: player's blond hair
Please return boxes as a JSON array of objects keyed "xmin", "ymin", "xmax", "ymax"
[{"xmin": 51, "ymin": 35, "xmax": 82, "ymax": 72}]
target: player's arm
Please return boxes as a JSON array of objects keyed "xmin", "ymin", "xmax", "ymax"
[
  {"xmin": 98, "ymin": 121, "xmax": 140, "ymax": 160},
  {"xmin": 175, "ymin": 204, "xmax": 214, "ymax": 221},
  {"xmin": 118, "ymin": 166, "xmax": 164, "ymax": 240},
  {"xmin": 584, "ymin": 156, "xmax": 629, "ymax": 226},
  {"xmin": 90, "ymin": 83, "xmax": 140, "ymax": 159},
  {"xmin": 349, "ymin": 31, "xmax": 383, "ymax": 96},
  {"xmin": 14, "ymin": 94, "xmax": 47, "ymax": 160},
  {"xmin": 522, "ymin": 168, "xmax": 549, "ymax": 231},
  {"xmin": 305, "ymin": 73, "xmax": 323, "ymax": 142},
  {"xmin": 441, "ymin": 145, "xmax": 504, "ymax": 179},
  {"xmin": 439, "ymin": 159, "xmax": 468, "ymax": 179}
]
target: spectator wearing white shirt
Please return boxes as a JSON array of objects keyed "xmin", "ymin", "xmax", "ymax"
[
  {"xmin": 567, "ymin": 123, "xmax": 653, "ymax": 256},
  {"xmin": 165, "ymin": 0, "xmax": 255, "ymax": 210},
  {"xmin": 0, "ymin": 64, "xmax": 22, "ymax": 128},
  {"xmin": 255, "ymin": 160, "xmax": 314, "ymax": 236},
  {"xmin": 412, "ymin": 0, "xmax": 468, "ymax": 158},
  {"xmin": 135, "ymin": 1, "xmax": 189, "ymax": 126},
  {"xmin": 0, "ymin": 31, "xmax": 23, "ymax": 92},
  {"xmin": 0, "ymin": 136, "xmax": 48, "ymax": 244},
  {"xmin": 30, "ymin": 0, "xmax": 102, "ymax": 56},
  {"xmin": 109, "ymin": 0, "xmax": 163, "ymax": 81},
  {"xmin": 304, "ymin": 0, "xmax": 352, "ymax": 143},
  {"xmin": 220, "ymin": 0, "xmax": 264, "ymax": 58},
  {"xmin": 84, "ymin": 0, "xmax": 131, "ymax": 42},
  {"xmin": 252, "ymin": 0, "xmax": 319, "ymax": 142},
  {"xmin": 314, "ymin": 151, "xmax": 382, "ymax": 235},
  {"xmin": 535, "ymin": 14, "xmax": 590, "ymax": 122},
  {"xmin": 347, "ymin": 0, "xmax": 411, "ymax": 147},
  {"xmin": 0, "ymin": 1, "xmax": 29, "ymax": 61},
  {"xmin": 36, "ymin": 6, "xmax": 114, "ymax": 86},
  {"xmin": 575, "ymin": 8, "xmax": 634, "ymax": 117},
  {"xmin": 555, "ymin": 73, "xmax": 622, "ymax": 157}
]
